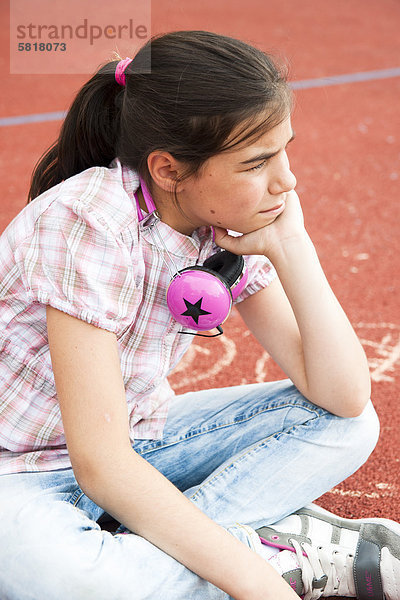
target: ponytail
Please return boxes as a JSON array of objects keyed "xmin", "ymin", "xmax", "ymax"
[{"xmin": 28, "ymin": 60, "xmax": 123, "ymax": 202}]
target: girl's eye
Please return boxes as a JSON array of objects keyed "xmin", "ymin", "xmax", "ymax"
[{"xmin": 247, "ymin": 160, "xmax": 267, "ymax": 172}]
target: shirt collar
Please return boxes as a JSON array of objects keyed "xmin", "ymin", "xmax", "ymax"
[{"xmin": 110, "ymin": 157, "xmax": 215, "ymax": 259}]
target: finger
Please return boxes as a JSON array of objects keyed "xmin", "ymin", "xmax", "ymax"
[
  {"xmin": 212, "ymin": 226, "xmax": 228, "ymax": 246},
  {"xmin": 213, "ymin": 227, "xmax": 242, "ymax": 254}
]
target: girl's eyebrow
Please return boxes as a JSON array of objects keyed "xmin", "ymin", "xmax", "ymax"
[{"xmin": 238, "ymin": 130, "xmax": 296, "ymax": 165}]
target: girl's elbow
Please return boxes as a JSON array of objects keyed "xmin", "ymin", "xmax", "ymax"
[
  {"xmin": 70, "ymin": 451, "xmax": 115, "ymax": 498},
  {"xmin": 71, "ymin": 457, "xmax": 101, "ymax": 496},
  {"xmin": 340, "ymin": 375, "xmax": 371, "ymax": 417},
  {"xmin": 339, "ymin": 389, "xmax": 372, "ymax": 418},
  {"xmin": 342, "ymin": 403, "xmax": 369, "ymax": 419}
]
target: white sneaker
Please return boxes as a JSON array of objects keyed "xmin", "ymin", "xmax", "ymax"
[{"xmin": 256, "ymin": 503, "xmax": 400, "ymax": 599}]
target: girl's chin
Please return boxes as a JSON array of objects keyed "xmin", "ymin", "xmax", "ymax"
[{"xmin": 213, "ymin": 215, "xmax": 278, "ymax": 235}]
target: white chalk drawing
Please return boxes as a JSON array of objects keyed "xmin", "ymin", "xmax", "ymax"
[
  {"xmin": 170, "ymin": 335, "xmax": 237, "ymax": 390},
  {"xmin": 254, "ymin": 351, "xmax": 271, "ymax": 383},
  {"xmin": 328, "ymin": 482, "xmax": 398, "ymax": 500},
  {"xmin": 354, "ymin": 322, "xmax": 400, "ymax": 383}
]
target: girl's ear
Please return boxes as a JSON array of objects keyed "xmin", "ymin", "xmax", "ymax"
[{"xmin": 147, "ymin": 151, "xmax": 185, "ymax": 193}]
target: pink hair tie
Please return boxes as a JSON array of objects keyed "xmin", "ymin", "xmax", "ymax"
[{"xmin": 115, "ymin": 57, "xmax": 133, "ymax": 86}]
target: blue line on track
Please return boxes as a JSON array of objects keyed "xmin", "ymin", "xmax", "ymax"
[
  {"xmin": 1, "ymin": 67, "xmax": 400, "ymax": 127},
  {"xmin": 290, "ymin": 66, "xmax": 400, "ymax": 89},
  {"xmin": 0, "ymin": 110, "xmax": 67, "ymax": 126}
]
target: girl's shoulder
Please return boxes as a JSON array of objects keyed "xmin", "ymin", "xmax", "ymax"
[{"xmin": 47, "ymin": 159, "xmax": 140, "ymax": 236}]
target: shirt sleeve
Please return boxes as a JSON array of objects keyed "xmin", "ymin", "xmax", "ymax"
[
  {"xmin": 233, "ymin": 253, "xmax": 278, "ymax": 304},
  {"xmin": 16, "ymin": 196, "xmax": 138, "ymax": 334}
]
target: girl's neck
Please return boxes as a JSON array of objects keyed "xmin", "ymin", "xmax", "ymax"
[{"xmin": 137, "ymin": 185, "xmax": 198, "ymax": 237}]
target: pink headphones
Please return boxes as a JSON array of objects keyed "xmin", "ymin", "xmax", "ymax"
[{"xmin": 134, "ymin": 176, "xmax": 248, "ymax": 335}]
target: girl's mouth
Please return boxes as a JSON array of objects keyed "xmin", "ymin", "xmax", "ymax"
[{"xmin": 259, "ymin": 201, "xmax": 285, "ymax": 216}]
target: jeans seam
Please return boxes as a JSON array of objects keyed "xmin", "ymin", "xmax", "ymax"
[
  {"xmin": 187, "ymin": 433, "xmax": 279, "ymax": 501},
  {"xmin": 138, "ymin": 402, "xmax": 322, "ymax": 456},
  {"xmin": 232, "ymin": 523, "xmax": 262, "ymax": 553},
  {"xmin": 187, "ymin": 416, "xmax": 320, "ymax": 502}
]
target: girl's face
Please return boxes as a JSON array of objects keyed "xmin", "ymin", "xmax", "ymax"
[{"xmin": 170, "ymin": 115, "xmax": 297, "ymax": 236}]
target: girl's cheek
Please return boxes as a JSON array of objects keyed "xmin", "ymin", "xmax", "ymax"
[{"xmin": 243, "ymin": 177, "xmax": 266, "ymax": 197}]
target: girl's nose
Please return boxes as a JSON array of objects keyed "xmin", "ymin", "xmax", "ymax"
[{"xmin": 268, "ymin": 152, "xmax": 297, "ymax": 195}]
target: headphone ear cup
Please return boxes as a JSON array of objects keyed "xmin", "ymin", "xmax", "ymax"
[
  {"xmin": 166, "ymin": 267, "xmax": 233, "ymax": 331},
  {"xmin": 203, "ymin": 251, "xmax": 244, "ymax": 287},
  {"xmin": 203, "ymin": 250, "xmax": 248, "ymax": 300}
]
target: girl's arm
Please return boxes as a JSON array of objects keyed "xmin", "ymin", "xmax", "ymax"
[
  {"xmin": 46, "ymin": 306, "xmax": 298, "ymax": 600},
  {"xmin": 215, "ymin": 190, "xmax": 371, "ymax": 418}
]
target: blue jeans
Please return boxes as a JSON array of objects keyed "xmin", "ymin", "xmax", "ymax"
[{"xmin": 0, "ymin": 380, "xmax": 379, "ymax": 600}]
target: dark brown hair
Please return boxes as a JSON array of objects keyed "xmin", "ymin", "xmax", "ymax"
[{"xmin": 27, "ymin": 30, "xmax": 292, "ymax": 204}]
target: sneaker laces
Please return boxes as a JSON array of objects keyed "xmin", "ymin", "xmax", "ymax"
[{"xmin": 290, "ymin": 538, "xmax": 356, "ymax": 599}]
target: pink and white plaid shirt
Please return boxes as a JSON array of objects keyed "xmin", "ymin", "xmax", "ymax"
[{"xmin": 0, "ymin": 158, "xmax": 277, "ymax": 474}]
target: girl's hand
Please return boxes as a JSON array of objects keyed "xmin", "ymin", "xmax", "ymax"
[{"xmin": 213, "ymin": 189, "xmax": 305, "ymax": 259}]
